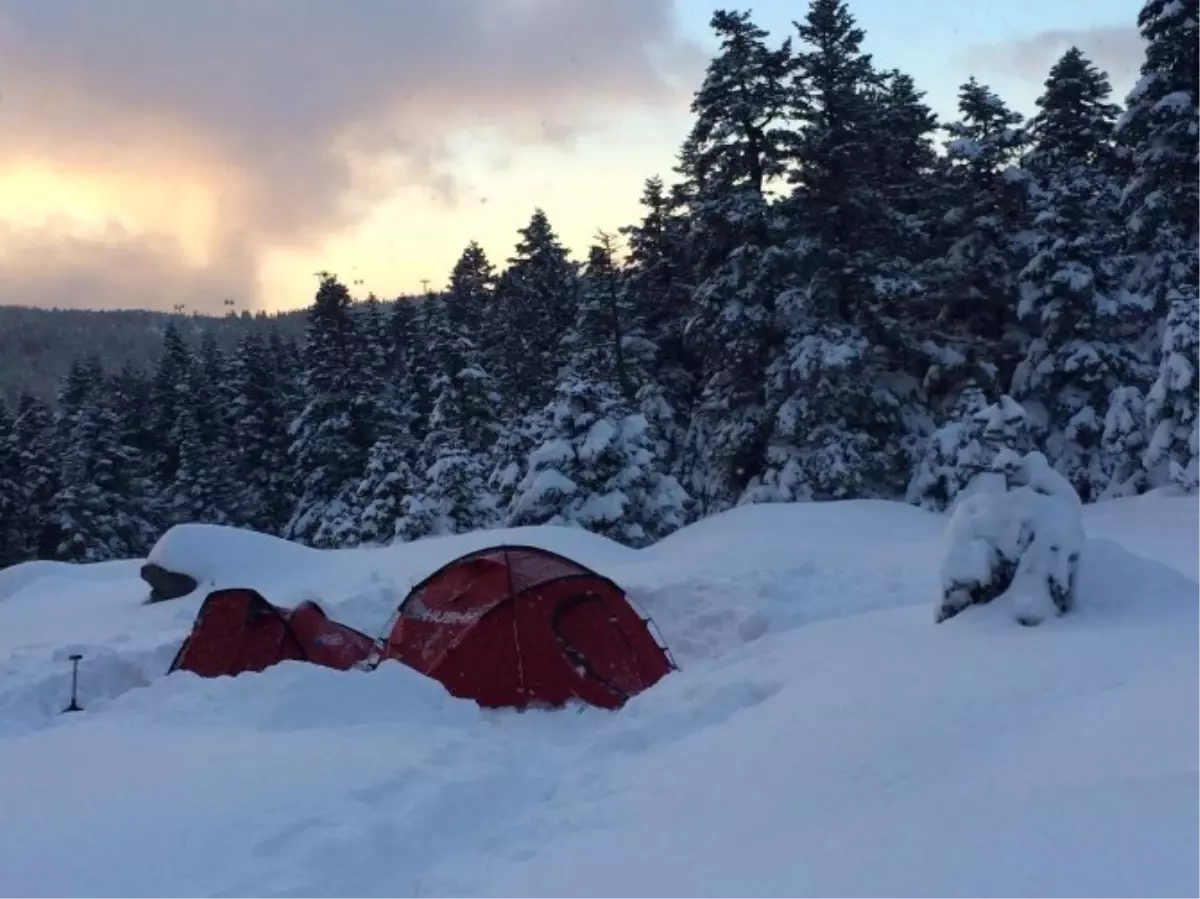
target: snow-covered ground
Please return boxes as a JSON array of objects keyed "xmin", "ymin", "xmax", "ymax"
[{"xmin": 0, "ymin": 493, "xmax": 1195, "ymax": 897}]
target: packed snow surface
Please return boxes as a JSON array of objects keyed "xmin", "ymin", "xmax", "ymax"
[{"xmin": 0, "ymin": 494, "xmax": 1196, "ymax": 897}]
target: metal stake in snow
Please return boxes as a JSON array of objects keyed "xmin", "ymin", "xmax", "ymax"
[{"xmin": 63, "ymin": 653, "xmax": 84, "ymax": 713}]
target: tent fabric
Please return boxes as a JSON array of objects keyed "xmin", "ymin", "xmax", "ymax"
[
  {"xmin": 368, "ymin": 545, "xmax": 675, "ymax": 710},
  {"xmin": 169, "ymin": 588, "xmax": 373, "ymax": 678}
]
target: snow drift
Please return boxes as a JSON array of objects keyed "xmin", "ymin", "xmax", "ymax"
[
  {"xmin": 0, "ymin": 492, "xmax": 1195, "ymax": 897},
  {"xmin": 939, "ymin": 449, "xmax": 1085, "ymax": 626}
]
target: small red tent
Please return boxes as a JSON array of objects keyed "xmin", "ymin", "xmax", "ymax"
[
  {"xmin": 366, "ymin": 544, "xmax": 675, "ymax": 710},
  {"xmin": 169, "ymin": 588, "xmax": 374, "ymax": 678}
]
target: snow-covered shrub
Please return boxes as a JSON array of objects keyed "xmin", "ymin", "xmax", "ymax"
[{"xmin": 937, "ymin": 449, "xmax": 1084, "ymax": 626}]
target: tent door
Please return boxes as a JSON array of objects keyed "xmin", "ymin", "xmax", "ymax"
[{"xmin": 549, "ymin": 592, "xmax": 641, "ymax": 704}]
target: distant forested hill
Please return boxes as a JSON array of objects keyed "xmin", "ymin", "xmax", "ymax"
[{"xmin": 0, "ymin": 305, "xmax": 308, "ymax": 408}]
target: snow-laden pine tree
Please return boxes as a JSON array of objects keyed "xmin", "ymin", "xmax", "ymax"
[
  {"xmin": 194, "ymin": 331, "xmax": 231, "ymax": 444},
  {"xmin": 508, "ymin": 376, "xmax": 688, "ymax": 548},
  {"xmin": 106, "ymin": 362, "xmax": 160, "ymax": 543},
  {"xmin": 1116, "ymin": 0, "xmax": 1199, "ymax": 491},
  {"xmin": 355, "ymin": 435, "xmax": 428, "ymax": 545},
  {"xmin": 928, "ymin": 78, "xmax": 1030, "ymax": 389},
  {"xmin": 267, "ymin": 327, "xmax": 306, "ymax": 428},
  {"xmin": 0, "ymin": 402, "xmax": 22, "ymax": 567},
  {"xmin": 785, "ymin": 0, "xmax": 898, "ymax": 327},
  {"xmin": 752, "ymin": 0, "xmax": 926, "ymax": 504},
  {"xmin": 510, "ymin": 238, "xmax": 689, "ymax": 546},
  {"xmin": 482, "ymin": 218, "xmax": 581, "ymax": 509},
  {"xmin": 673, "ymin": 9, "xmax": 794, "ymax": 515},
  {"xmin": 1012, "ymin": 47, "xmax": 1151, "ymax": 501},
  {"xmin": 496, "ymin": 209, "xmax": 579, "ymax": 412},
  {"xmin": 335, "ymin": 290, "xmax": 423, "ymax": 541},
  {"xmin": 286, "ymin": 274, "xmax": 373, "ymax": 547},
  {"xmin": 171, "ymin": 332, "xmax": 237, "ymax": 524},
  {"xmin": 907, "ymin": 389, "xmax": 1033, "ymax": 510},
  {"xmin": 147, "ymin": 322, "xmax": 194, "ymax": 515},
  {"xmin": 575, "ymin": 235, "xmax": 636, "ymax": 400},
  {"xmin": 443, "ymin": 241, "xmax": 493, "ymax": 345},
  {"xmin": 51, "ymin": 358, "xmax": 155, "ymax": 561},
  {"xmin": 356, "ymin": 293, "xmax": 392, "ymax": 388},
  {"xmin": 1101, "ymin": 385, "xmax": 1149, "ymax": 497},
  {"xmin": 227, "ymin": 332, "xmax": 294, "ymax": 533},
  {"xmin": 1143, "ymin": 291, "xmax": 1199, "ymax": 490},
  {"xmin": 619, "ymin": 176, "xmax": 697, "ymax": 447},
  {"xmin": 377, "ymin": 296, "xmax": 425, "ymax": 448},
  {"xmin": 408, "ymin": 259, "xmax": 505, "ymax": 537},
  {"xmin": 171, "ymin": 377, "xmax": 229, "ymax": 527},
  {"xmin": 8, "ymin": 394, "xmax": 61, "ymax": 560}
]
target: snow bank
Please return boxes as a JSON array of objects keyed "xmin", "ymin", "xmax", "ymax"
[
  {"xmin": 0, "ymin": 493, "xmax": 1194, "ymax": 896},
  {"xmin": 0, "ymin": 557, "xmax": 141, "ymax": 605},
  {"xmin": 939, "ymin": 450, "xmax": 1085, "ymax": 625},
  {"xmin": 147, "ymin": 523, "xmax": 322, "ymax": 594}
]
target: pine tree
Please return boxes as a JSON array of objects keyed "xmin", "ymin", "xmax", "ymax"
[
  {"xmin": 8, "ymin": 394, "xmax": 61, "ymax": 560},
  {"xmin": 108, "ymin": 363, "xmax": 160, "ymax": 543},
  {"xmin": 0, "ymin": 402, "xmax": 22, "ymax": 567},
  {"xmin": 863, "ymin": 68, "xmax": 943, "ymax": 352},
  {"xmin": 355, "ymin": 435, "xmax": 427, "ymax": 545},
  {"xmin": 51, "ymin": 359, "xmax": 155, "ymax": 561},
  {"xmin": 1116, "ymin": 0, "xmax": 1199, "ymax": 490},
  {"xmin": 575, "ymin": 235, "xmax": 634, "ymax": 396},
  {"xmin": 786, "ymin": 0, "xmax": 884, "ymax": 325},
  {"xmin": 357, "ymin": 294, "xmax": 391, "ymax": 386},
  {"xmin": 499, "ymin": 209, "xmax": 580, "ymax": 410},
  {"xmin": 620, "ymin": 176, "xmax": 698, "ymax": 460},
  {"xmin": 1143, "ymin": 291, "xmax": 1199, "ymax": 490},
  {"xmin": 753, "ymin": 0, "xmax": 924, "ymax": 504},
  {"xmin": 171, "ymin": 382, "xmax": 229, "ymax": 526},
  {"xmin": 1026, "ymin": 47, "xmax": 1122, "ymax": 172},
  {"xmin": 227, "ymin": 332, "xmax": 294, "ymax": 532},
  {"xmin": 408, "ymin": 310, "xmax": 503, "ymax": 537},
  {"xmin": 1116, "ymin": 0, "xmax": 1199, "ymax": 293},
  {"xmin": 1012, "ymin": 48, "xmax": 1147, "ymax": 501},
  {"xmin": 286, "ymin": 274, "xmax": 373, "ymax": 547},
  {"xmin": 674, "ymin": 9, "xmax": 794, "ymax": 515},
  {"xmin": 509, "ymin": 376, "xmax": 688, "ymax": 547},
  {"xmin": 148, "ymin": 322, "xmax": 194, "ymax": 504},
  {"xmin": 748, "ymin": 329, "xmax": 891, "ymax": 503},
  {"xmin": 907, "ymin": 390, "xmax": 1033, "ymax": 510},
  {"xmin": 930, "ymin": 78, "xmax": 1030, "ymax": 376},
  {"xmin": 414, "ymin": 262, "xmax": 505, "ymax": 537},
  {"xmin": 268, "ymin": 327, "xmax": 306, "ymax": 425},
  {"xmin": 380, "ymin": 297, "xmax": 424, "ymax": 444},
  {"xmin": 445, "ymin": 241, "xmax": 495, "ymax": 341},
  {"xmin": 1101, "ymin": 385, "xmax": 1148, "ymax": 497}
]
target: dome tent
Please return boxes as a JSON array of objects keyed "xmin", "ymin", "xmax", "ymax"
[{"xmin": 365, "ymin": 544, "xmax": 675, "ymax": 710}]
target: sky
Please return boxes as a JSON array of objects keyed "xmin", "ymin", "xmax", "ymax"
[{"xmin": 0, "ymin": 0, "xmax": 1146, "ymax": 315}]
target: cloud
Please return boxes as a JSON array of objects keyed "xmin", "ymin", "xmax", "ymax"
[
  {"xmin": 0, "ymin": 223, "xmax": 255, "ymax": 313},
  {"xmin": 0, "ymin": 0, "xmax": 700, "ymax": 311},
  {"xmin": 967, "ymin": 24, "xmax": 1144, "ymax": 91}
]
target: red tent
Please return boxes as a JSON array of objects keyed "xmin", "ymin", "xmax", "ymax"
[
  {"xmin": 169, "ymin": 588, "xmax": 374, "ymax": 678},
  {"xmin": 366, "ymin": 544, "xmax": 675, "ymax": 710}
]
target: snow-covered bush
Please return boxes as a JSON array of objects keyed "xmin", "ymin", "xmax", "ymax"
[{"xmin": 937, "ymin": 449, "xmax": 1084, "ymax": 626}]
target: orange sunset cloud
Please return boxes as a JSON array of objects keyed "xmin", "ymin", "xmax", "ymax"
[{"xmin": 0, "ymin": 0, "xmax": 701, "ymax": 313}]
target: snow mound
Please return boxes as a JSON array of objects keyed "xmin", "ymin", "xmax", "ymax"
[
  {"xmin": 0, "ymin": 493, "xmax": 1194, "ymax": 896},
  {"xmin": 147, "ymin": 523, "xmax": 322, "ymax": 595},
  {"xmin": 939, "ymin": 450, "xmax": 1085, "ymax": 626},
  {"xmin": 0, "ymin": 558, "xmax": 142, "ymax": 604}
]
